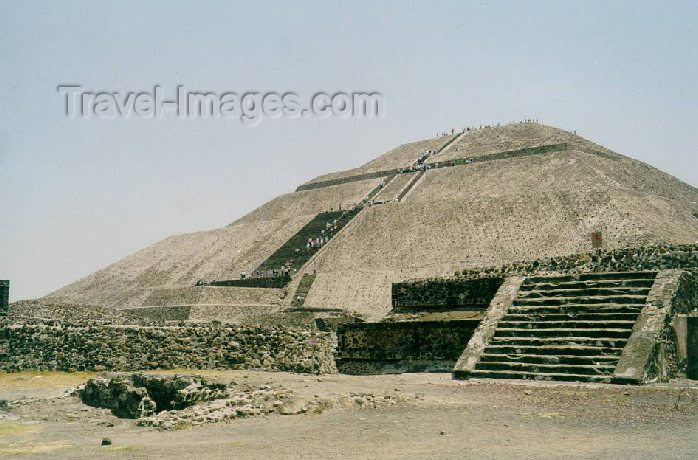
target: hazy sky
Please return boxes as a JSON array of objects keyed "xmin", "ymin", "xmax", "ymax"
[{"xmin": 1, "ymin": 0, "xmax": 698, "ymax": 301}]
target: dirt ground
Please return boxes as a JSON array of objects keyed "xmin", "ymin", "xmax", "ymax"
[{"xmin": 1, "ymin": 370, "xmax": 697, "ymax": 459}]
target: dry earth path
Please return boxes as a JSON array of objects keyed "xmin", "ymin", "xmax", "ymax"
[{"xmin": 1, "ymin": 371, "xmax": 697, "ymax": 459}]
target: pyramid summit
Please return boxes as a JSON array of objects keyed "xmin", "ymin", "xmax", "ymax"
[{"xmin": 43, "ymin": 122, "xmax": 698, "ymax": 322}]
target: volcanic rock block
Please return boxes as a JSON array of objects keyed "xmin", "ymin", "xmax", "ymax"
[
  {"xmin": 80, "ymin": 375, "xmax": 156, "ymax": 418},
  {"xmin": 80, "ymin": 373, "xmax": 229, "ymax": 418}
]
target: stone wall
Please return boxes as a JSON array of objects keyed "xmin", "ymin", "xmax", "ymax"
[
  {"xmin": 122, "ymin": 305, "xmax": 193, "ymax": 322},
  {"xmin": 454, "ymin": 244, "xmax": 698, "ymax": 280},
  {"xmin": 453, "ymin": 277, "xmax": 525, "ymax": 379},
  {"xmin": 336, "ymin": 320, "xmax": 479, "ymax": 374},
  {"xmin": 0, "ymin": 319, "xmax": 336, "ymax": 374},
  {"xmin": 614, "ymin": 270, "xmax": 698, "ymax": 383},
  {"xmin": 8, "ymin": 299, "xmax": 133, "ymax": 323},
  {"xmin": 0, "ymin": 280, "xmax": 9, "ymax": 315},
  {"xmin": 141, "ymin": 286, "xmax": 282, "ymax": 308},
  {"xmin": 392, "ymin": 277, "xmax": 503, "ymax": 312}
]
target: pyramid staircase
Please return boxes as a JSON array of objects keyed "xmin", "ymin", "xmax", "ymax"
[
  {"xmin": 469, "ymin": 271, "xmax": 657, "ymax": 382},
  {"xmin": 396, "ymin": 170, "xmax": 425, "ymax": 201},
  {"xmin": 290, "ymin": 273, "xmax": 316, "ymax": 307}
]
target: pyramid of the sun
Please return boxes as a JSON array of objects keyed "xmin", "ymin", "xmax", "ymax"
[{"xmin": 46, "ymin": 123, "xmax": 698, "ymax": 321}]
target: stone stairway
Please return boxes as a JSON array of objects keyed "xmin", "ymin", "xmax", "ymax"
[
  {"xmin": 199, "ymin": 208, "xmax": 361, "ymax": 289},
  {"xmin": 372, "ymin": 173, "xmax": 411, "ymax": 204},
  {"xmin": 290, "ymin": 273, "xmax": 316, "ymax": 307},
  {"xmin": 397, "ymin": 170, "xmax": 425, "ymax": 201},
  {"xmin": 469, "ymin": 271, "xmax": 657, "ymax": 382}
]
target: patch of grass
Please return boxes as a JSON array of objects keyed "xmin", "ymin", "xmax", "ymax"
[
  {"xmin": 0, "ymin": 371, "xmax": 97, "ymax": 390},
  {"xmin": 105, "ymin": 445, "xmax": 142, "ymax": 452},
  {"xmin": 0, "ymin": 440, "xmax": 73, "ymax": 456},
  {"xmin": 693, "ymin": 211, "xmax": 698, "ymax": 220},
  {"xmin": 0, "ymin": 421, "xmax": 40, "ymax": 437}
]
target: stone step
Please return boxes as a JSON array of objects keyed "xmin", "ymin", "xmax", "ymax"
[
  {"xmin": 484, "ymin": 344, "xmax": 624, "ymax": 356},
  {"xmin": 503, "ymin": 312, "xmax": 640, "ymax": 322},
  {"xmin": 524, "ymin": 271, "xmax": 657, "ymax": 284},
  {"xmin": 479, "ymin": 353, "xmax": 619, "ymax": 366},
  {"xmin": 513, "ymin": 295, "xmax": 648, "ymax": 307},
  {"xmin": 494, "ymin": 328, "xmax": 633, "ymax": 339},
  {"xmin": 519, "ymin": 279, "xmax": 655, "ymax": 292},
  {"xmin": 475, "ymin": 361, "xmax": 616, "ymax": 376},
  {"xmin": 489, "ymin": 337, "xmax": 627, "ymax": 348},
  {"xmin": 497, "ymin": 320, "xmax": 637, "ymax": 329},
  {"xmin": 507, "ymin": 304, "xmax": 645, "ymax": 315},
  {"xmin": 517, "ymin": 287, "xmax": 651, "ymax": 299},
  {"xmin": 468, "ymin": 369, "xmax": 614, "ymax": 383}
]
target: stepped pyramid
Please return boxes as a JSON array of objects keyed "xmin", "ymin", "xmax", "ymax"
[{"xmin": 45, "ymin": 123, "xmax": 698, "ymax": 322}]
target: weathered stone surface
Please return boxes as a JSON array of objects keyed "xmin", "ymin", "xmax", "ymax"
[
  {"xmin": 456, "ymin": 244, "xmax": 698, "ymax": 280},
  {"xmin": 453, "ymin": 277, "xmax": 524, "ymax": 379},
  {"xmin": 0, "ymin": 319, "xmax": 336, "ymax": 374},
  {"xmin": 81, "ymin": 374, "xmax": 228, "ymax": 418},
  {"xmin": 613, "ymin": 270, "xmax": 692, "ymax": 383},
  {"xmin": 392, "ymin": 278, "xmax": 504, "ymax": 312},
  {"xmin": 7, "ymin": 299, "xmax": 132, "ymax": 323},
  {"xmin": 336, "ymin": 320, "xmax": 478, "ymax": 374}
]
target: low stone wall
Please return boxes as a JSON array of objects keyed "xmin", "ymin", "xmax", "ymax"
[
  {"xmin": 614, "ymin": 270, "xmax": 698, "ymax": 383},
  {"xmin": 392, "ymin": 277, "xmax": 503, "ymax": 312},
  {"xmin": 0, "ymin": 319, "xmax": 336, "ymax": 374},
  {"xmin": 455, "ymin": 244, "xmax": 698, "ymax": 280},
  {"xmin": 141, "ymin": 286, "xmax": 283, "ymax": 307},
  {"xmin": 8, "ymin": 299, "xmax": 134, "ymax": 323},
  {"xmin": 120, "ymin": 305, "xmax": 192, "ymax": 322},
  {"xmin": 336, "ymin": 320, "xmax": 479, "ymax": 374},
  {"xmin": 453, "ymin": 277, "xmax": 525, "ymax": 379}
]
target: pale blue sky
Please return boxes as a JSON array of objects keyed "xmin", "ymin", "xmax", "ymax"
[{"xmin": 1, "ymin": 0, "xmax": 697, "ymax": 301}]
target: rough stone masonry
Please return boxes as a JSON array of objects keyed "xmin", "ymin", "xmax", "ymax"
[{"xmin": 0, "ymin": 319, "xmax": 336, "ymax": 374}]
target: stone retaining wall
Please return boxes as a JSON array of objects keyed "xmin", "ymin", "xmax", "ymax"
[
  {"xmin": 392, "ymin": 277, "xmax": 503, "ymax": 312},
  {"xmin": 122, "ymin": 305, "xmax": 193, "ymax": 322},
  {"xmin": 336, "ymin": 320, "xmax": 479, "ymax": 374},
  {"xmin": 0, "ymin": 319, "xmax": 336, "ymax": 374},
  {"xmin": 614, "ymin": 270, "xmax": 698, "ymax": 383},
  {"xmin": 454, "ymin": 244, "xmax": 698, "ymax": 280},
  {"xmin": 453, "ymin": 277, "xmax": 525, "ymax": 379}
]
